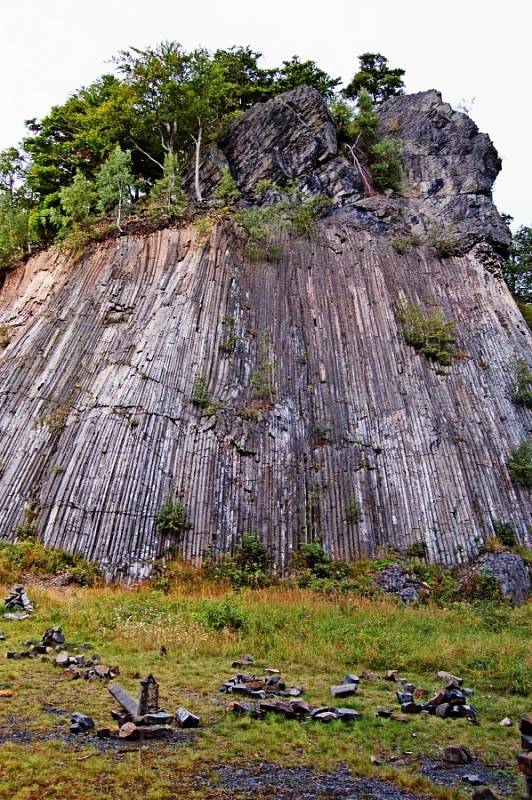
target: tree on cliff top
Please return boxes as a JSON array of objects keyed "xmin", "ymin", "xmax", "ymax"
[
  {"xmin": 503, "ymin": 225, "xmax": 532, "ymax": 303},
  {"xmin": 343, "ymin": 53, "xmax": 405, "ymax": 104}
]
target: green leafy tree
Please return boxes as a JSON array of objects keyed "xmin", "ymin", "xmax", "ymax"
[
  {"xmin": 343, "ymin": 52, "xmax": 405, "ymax": 104},
  {"xmin": 148, "ymin": 152, "xmax": 187, "ymax": 217},
  {"xmin": 503, "ymin": 226, "xmax": 532, "ymax": 302},
  {"xmin": 215, "ymin": 167, "xmax": 241, "ymax": 206},
  {"xmin": 274, "ymin": 56, "xmax": 341, "ymax": 99},
  {"xmin": 59, "ymin": 171, "xmax": 96, "ymax": 228},
  {"xmin": 96, "ymin": 146, "xmax": 136, "ymax": 231}
]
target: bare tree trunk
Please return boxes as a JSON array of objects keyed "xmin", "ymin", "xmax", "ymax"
[
  {"xmin": 117, "ymin": 187, "xmax": 123, "ymax": 233},
  {"xmin": 192, "ymin": 119, "xmax": 203, "ymax": 204}
]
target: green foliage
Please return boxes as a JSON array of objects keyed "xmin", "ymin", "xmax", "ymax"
[
  {"xmin": 369, "ymin": 138, "xmax": 402, "ymax": 191},
  {"xmin": 155, "ymin": 497, "xmax": 190, "ymax": 539},
  {"xmin": 220, "ymin": 314, "xmax": 238, "ymax": 354},
  {"xmin": 396, "ymin": 300, "xmax": 460, "ymax": 366},
  {"xmin": 0, "ymin": 538, "xmax": 101, "ymax": 586},
  {"xmin": 405, "ymin": 541, "xmax": 428, "ymax": 559},
  {"xmin": 343, "ymin": 52, "xmax": 405, "ymax": 104},
  {"xmin": 459, "ymin": 572, "xmax": 503, "ymax": 604},
  {"xmin": 204, "ymin": 532, "xmax": 270, "ymax": 588},
  {"xmin": 274, "ymin": 56, "xmax": 341, "ymax": 99},
  {"xmin": 233, "ymin": 204, "xmax": 288, "ymax": 260},
  {"xmin": 250, "ymin": 345, "xmax": 272, "ymax": 402},
  {"xmin": 214, "ymin": 168, "xmax": 241, "ymax": 206},
  {"xmin": 502, "ymin": 225, "xmax": 532, "ymax": 302},
  {"xmin": 59, "ymin": 171, "xmax": 96, "ymax": 228},
  {"xmin": 191, "ymin": 373, "xmax": 211, "ymax": 408},
  {"xmin": 0, "ymin": 149, "xmax": 30, "ymax": 268},
  {"xmin": 491, "ymin": 519, "xmax": 517, "ymax": 548},
  {"xmin": 507, "ymin": 437, "xmax": 532, "ymax": 487},
  {"xmin": 509, "ymin": 357, "xmax": 532, "ymax": 408},
  {"xmin": 427, "ymin": 225, "xmax": 461, "ymax": 258},
  {"xmin": 96, "ymin": 146, "xmax": 136, "ymax": 230},
  {"xmin": 517, "ymin": 300, "xmax": 532, "ymax": 330},
  {"xmin": 253, "ymin": 179, "xmax": 280, "ymax": 197},
  {"xmin": 148, "ymin": 153, "xmax": 187, "ymax": 218},
  {"xmin": 390, "ymin": 235, "xmax": 417, "ymax": 254},
  {"xmin": 345, "ymin": 497, "xmax": 363, "ymax": 524},
  {"xmin": 335, "ymin": 90, "xmax": 402, "ymax": 194},
  {"xmin": 195, "ymin": 597, "xmax": 248, "ymax": 631}
]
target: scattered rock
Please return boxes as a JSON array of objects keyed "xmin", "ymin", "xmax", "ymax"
[
  {"xmin": 70, "ymin": 712, "xmax": 95, "ymax": 734},
  {"xmin": 462, "ymin": 774, "xmax": 483, "ymax": 786},
  {"xmin": 443, "ymin": 744, "xmax": 473, "ymax": 765},
  {"xmin": 437, "ymin": 670, "xmax": 462, "ymax": 686},
  {"xmin": 119, "ymin": 722, "xmax": 139, "ymax": 740},
  {"xmin": 375, "ymin": 565, "xmax": 421, "ymax": 603},
  {"xmin": 499, "ymin": 717, "xmax": 513, "ymax": 727},
  {"xmin": 0, "ymin": 689, "xmax": 14, "ymax": 697},
  {"xmin": 330, "ymin": 684, "xmax": 357, "ymax": 698},
  {"xmin": 175, "ymin": 707, "xmax": 200, "ymax": 729},
  {"xmin": 471, "ymin": 789, "xmax": 499, "ymax": 800}
]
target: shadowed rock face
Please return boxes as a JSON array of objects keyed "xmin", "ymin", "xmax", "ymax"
[{"xmin": 0, "ymin": 87, "xmax": 529, "ymax": 578}]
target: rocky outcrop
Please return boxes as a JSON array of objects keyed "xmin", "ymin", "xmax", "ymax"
[
  {"xmin": 476, "ymin": 552, "xmax": 531, "ymax": 603},
  {"xmin": 0, "ymin": 86, "xmax": 529, "ymax": 578}
]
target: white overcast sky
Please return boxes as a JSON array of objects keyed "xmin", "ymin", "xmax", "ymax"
[{"xmin": 1, "ymin": 0, "xmax": 530, "ymax": 228}]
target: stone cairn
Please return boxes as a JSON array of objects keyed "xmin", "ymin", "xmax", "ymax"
[
  {"xmin": 3, "ymin": 585, "xmax": 33, "ymax": 617},
  {"xmin": 104, "ymin": 674, "xmax": 200, "ymax": 740},
  {"xmin": 386, "ymin": 670, "xmax": 478, "ymax": 724}
]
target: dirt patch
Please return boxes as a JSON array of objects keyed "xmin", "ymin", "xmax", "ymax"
[
  {"xmin": 209, "ymin": 763, "xmax": 424, "ymax": 799},
  {"xmin": 420, "ymin": 758, "xmax": 516, "ymax": 795},
  {"xmin": 0, "ymin": 726, "xmax": 196, "ymax": 753}
]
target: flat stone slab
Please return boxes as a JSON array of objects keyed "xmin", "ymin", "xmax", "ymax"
[{"xmin": 108, "ymin": 683, "xmax": 139, "ymax": 717}]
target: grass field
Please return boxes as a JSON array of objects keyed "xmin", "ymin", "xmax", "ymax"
[{"xmin": 0, "ymin": 579, "xmax": 530, "ymax": 799}]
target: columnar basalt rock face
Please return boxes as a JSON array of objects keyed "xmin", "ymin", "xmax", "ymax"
[{"xmin": 0, "ymin": 87, "xmax": 529, "ymax": 578}]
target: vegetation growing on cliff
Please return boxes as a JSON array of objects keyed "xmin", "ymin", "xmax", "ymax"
[
  {"xmin": 396, "ymin": 300, "xmax": 460, "ymax": 366},
  {"xmin": 0, "ymin": 45, "xmax": 405, "ymax": 269}
]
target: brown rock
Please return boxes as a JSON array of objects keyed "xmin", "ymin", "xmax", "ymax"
[
  {"xmin": 443, "ymin": 744, "xmax": 473, "ymax": 764},
  {"xmin": 118, "ymin": 722, "xmax": 139, "ymax": 740}
]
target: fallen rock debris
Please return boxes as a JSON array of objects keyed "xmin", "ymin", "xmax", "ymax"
[
  {"xmin": 218, "ymin": 671, "xmax": 303, "ymax": 699},
  {"xmin": 3, "ymin": 585, "xmax": 34, "ymax": 619},
  {"xmin": 105, "ymin": 674, "xmax": 200, "ymax": 740}
]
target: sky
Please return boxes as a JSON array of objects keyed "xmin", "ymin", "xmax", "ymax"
[{"xmin": 1, "ymin": 0, "xmax": 530, "ymax": 228}]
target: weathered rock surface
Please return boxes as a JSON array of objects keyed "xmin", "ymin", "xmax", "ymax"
[
  {"xmin": 476, "ymin": 552, "xmax": 531, "ymax": 603},
  {"xmin": 0, "ymin": 85, "xmax": 530, "ymax": 577}
]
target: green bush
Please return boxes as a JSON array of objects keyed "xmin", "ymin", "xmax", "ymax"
[
  {"xmin": 369, "ymin": 139, "xmax": 402, "ymax": 191},
  {"xmin": 507, "ymin": 437, "xmax": 532, "ymax": 487},
  {"xmin": 190, "ymin": 374, "xmax": 211, "ymax": 408},
  {"xmin": 155, "ymin": 498, "xmax": 190, "ymax": 539},
  {"xmin": 345, "ymin": 498, "xmax": 363, "ymax": 524},
  {"xmin": 204, "ymin": 532, "xmax": 270, "ymax": 588},
  {"xmin": 215, "ymin": 168, "xmax": 241, "ymax": 206},
  {"xmin": 491, "ymin": 519, "xmax": 518, "ymax": 548},
  {"xmin": 390, "ymin": 235, "xmax": 417, "ymax": 254},
  {"xmin": 509, "ymin": 358, "xmax": 532, "ymax": 408},
  {"xmin": 396, "ymin": 300, "xmax": 460, "ymax": 366},
  {"xmin": 427, "ymin": 226, "xmax": 461, "ymax": 258},
  {"xmin": 0, "ymin": 538, "xmax": 101, "ymax": 586},
  {"xmin": 196, "ymin": 598, "xmax": 248, "ymax": 632}
]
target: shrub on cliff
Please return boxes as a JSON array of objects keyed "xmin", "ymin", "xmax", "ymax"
[
  {"xmin": 396, "ymin": 300, "xmax": 460, "ymax": 366},
  {"xmin": 509, "ymin": 358, "xmax": 532, "ymax": 408},
  {"xmin": 507, "ymin": 437, "xmax": 532, "ymax": 487}
]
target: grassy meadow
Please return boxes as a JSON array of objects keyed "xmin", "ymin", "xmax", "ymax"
[{"xmin": 0, "ymin": 575, "xmax": 530, "ymax": 800}]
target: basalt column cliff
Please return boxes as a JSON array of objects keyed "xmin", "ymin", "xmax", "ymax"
[{"xmin": 0, "ymin": 87, "xmax": 530, "ymax": 577}]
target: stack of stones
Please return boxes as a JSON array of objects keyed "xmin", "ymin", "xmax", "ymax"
[
  {"xmin": 517, "ymin": 714, "xmax": 532, "ymax": 800},
  {"xmin": 3, "ymin": 585, "xmax": 33, "ymax": 616},
  {"xmin": 6, "ymin": 626, "xmax": 66, "ymax": 659},
  {"xmin": 105, "ymin": 675, "xmax": 200, "ymax": 740},
  {"xmin": 391, "ymin": 670, "xmax": 477, "ymax": 723},
  {"xmin": 219, "ymin": 671, "xmax": 303, "ymax": 699}
]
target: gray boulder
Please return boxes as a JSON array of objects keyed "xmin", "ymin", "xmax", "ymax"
[{"xmin": 476, "ymin": 552, "xmax": 531, "ymax": 604}]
